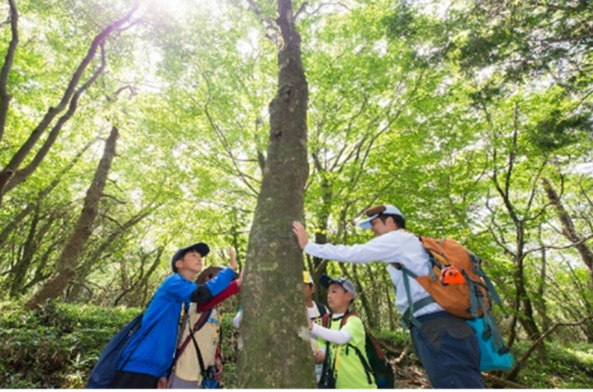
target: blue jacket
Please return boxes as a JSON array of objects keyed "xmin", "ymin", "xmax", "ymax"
[{"xmin": 117, "ymin": 268, "xmax": 235, "ymax": 378}]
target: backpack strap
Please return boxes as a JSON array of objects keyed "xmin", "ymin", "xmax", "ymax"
[
  {"xmin": 393, "ymin": 263, "xmax": 425, "ymax": 329},
  {"xmin": 319, "ymin": 314, "xmax": 335, "ymax": 386},
  {"xmin": 469, "ymin": 252, "xmax": 503, "ymax": 306},
  {"xmin": 321, "ymin": 313, "xmax": 330, "ymax": 328},
  {"xmin": 174, "ymin": 309, "xmax": 213, "ymax": 364},
  {"xmin": 188, "ymin": 311, "xmax": 213, "ymax": 375},
  {"xmin": 341, "ymin": 312, "xmax": 374, "ymax": 386},
  {"xmin": 346, "ymin": 342, "xmax": 374, "ymax": 385}
]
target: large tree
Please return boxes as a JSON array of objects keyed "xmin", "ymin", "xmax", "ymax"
[{"xmin": 236, "ymin": 0, "xmax": 315, "ymax": 388}]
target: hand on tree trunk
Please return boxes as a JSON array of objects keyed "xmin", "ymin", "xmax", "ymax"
[
  {"xmin": 292, "ymin": 221, "xmax": 309, "ymax": 249},
  {"xmin": 228, "ymin": 246, "xmax": 238, "ymax": 271}
]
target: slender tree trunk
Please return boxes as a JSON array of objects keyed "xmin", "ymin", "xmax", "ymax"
[
  {"xmin": 0, "ymin": 139, "xmax": 94, "ymax": 252},
  {"xmin": 535, "ymin": 246, "xmax": 552, "ymax": 332},
  {"xmin": 351, "ymin": 264, "xmax": 378, "ymax": 329},
  {"xmin": 9, "ymin": 208, "xmax": 41, "ymax": 297},
  {"xmin": 25, "ymin": 126, "xmax": 119, "ymax": 309},
  {"xmin": 0, "ymin": 205, "xmax": 30, "ymax": 250},
  {"xmin": 237, "ymin": 0, "xmax": 313, "ymax": 387},
  {"xmin": 67, "ymin": 208, "xmax": 153, "ymax": 301},
  {"xmin": 8, "ymin": 208, "xmax": 55, "ymax": 297},
  {"xmin": 514, "ymin": 228, "xmax": 541, "ymax": 340},
  {"xmin": 542, "ymin": 178, "xmax": 593, "ymax": 282},
  {"xmin": 383, "ymin": 272, "xmax": 397, "ymax": 330},
  {"xmin": 0, "ymin": 0, "xmax": 19, "ymax": 144},
  {"xmin": 0, "ymin": 6, "xmax": 137, "ymax": 206},
  {"xmin": 113, "ymin": 246, "xmax": 164, "ymax": 307}
]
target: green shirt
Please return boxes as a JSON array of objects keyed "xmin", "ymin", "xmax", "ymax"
[{"xmin": 318, "ymin": 315, "xmax": 377, "ymax": 389}]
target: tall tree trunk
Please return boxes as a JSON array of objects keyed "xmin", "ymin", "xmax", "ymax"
[
  {"xmin": 542, "ymin": 177, "xmax": 593, "ymax": 282},
  {"xmin": 237, "ymin": 0, "xmax": 313, "ymax": 387},
  {"xmin": 25, "ymin": 126, "xmax": 119, "ymax": 309}
]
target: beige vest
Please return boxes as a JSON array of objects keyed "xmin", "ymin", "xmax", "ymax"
[{"xmin": 174, "ymin": 304, "xmax": 221, "ymax": 383}]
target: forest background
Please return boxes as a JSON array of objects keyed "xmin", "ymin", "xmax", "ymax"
[{"xmin": 0, "ymin": 0, "xmax": 592, "ymax": 388}]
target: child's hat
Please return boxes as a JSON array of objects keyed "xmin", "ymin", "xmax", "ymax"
[
  {"xmin": 319, "ymin": 274, "xmax": 357, "ymax": 299},
  {"xmin": 171, "ymin": 243, "xmax": 210, "ymax": 272},
  {"xmin": 358, "ymin": 204, "xmax": 404, "ymax": 229},
  {"xmin": 303, "ymin": 271, "xmax": 314, "ymax": 284}
]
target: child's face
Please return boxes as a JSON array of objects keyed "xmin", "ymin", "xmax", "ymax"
[
  {"xmin": 303, "ymin": 283, "xmax": 315, "ymax": 301},
  {"xmin": 327, "ymin": 283, "xmax": 352, "ymax": 312},
  {"xmin": 176, "ymin": 249, "xmax": 203, "ymax": 274}
]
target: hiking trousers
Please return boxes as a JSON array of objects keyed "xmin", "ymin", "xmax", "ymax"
[{"xmin": 410, "ymin": 311, "xmax": 484, "ymax": 389}]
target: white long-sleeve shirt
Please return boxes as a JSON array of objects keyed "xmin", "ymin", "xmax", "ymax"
[
  {"xmin": 310, "ymin": 313, "xmax": 352, "ymax": 345},
  {"xmin": 304, "ymin": 229, "xmax": 444, "ymax": 317}
]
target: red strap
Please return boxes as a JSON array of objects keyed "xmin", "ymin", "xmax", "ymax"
[
  {"xmin": 176, "ymin": 309, "xmax": 212, "ymax": 358},
  {"xmin": 196, "ymin": 281, "xmax": 240, "ymax": 312},
  {"xmin": 322, "ymin": 311, "xmax": 358, "ymax": 328},
  {"xmin": 322, "ymin": 313, "xmax": 330, "ymax": 327}
]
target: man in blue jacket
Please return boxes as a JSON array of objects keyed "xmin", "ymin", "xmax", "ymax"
[{"xmin": 110, "ymin": 242, "xmax": 237, "ymax": 388}]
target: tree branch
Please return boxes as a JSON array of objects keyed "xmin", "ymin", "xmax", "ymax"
[
  {"xmin": 523, "ymin": 233, "xmax": 593, "ymax": 256},
  {"xmin": 507, "ymin": 315, "xmax": 593, "ymax": 381},
  {"xmin": 295, "ymin": 1, "xmax": 351, "ymax": 20},
  {"xmin": 197, "ymin": 79, "xmax": 261, "ymax": 196},
  {"xmin": 5, "ymin": 43, "xmax": 107, "ymax": 194},
  {"xmin": 482, "ymin": 373, "xmax": 527, "ymax": 389},
  {"xmin": 0, "ymin": 3, "xmax": 139, "ymax": 202},
  {"xmin": 245, "ymin": 0, "xmax": 281, "ymax": 46}
]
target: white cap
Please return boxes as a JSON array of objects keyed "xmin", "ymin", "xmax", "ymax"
[{"xmin": 358, "ymin": 204, "xmax": 404, "ymax": 229}]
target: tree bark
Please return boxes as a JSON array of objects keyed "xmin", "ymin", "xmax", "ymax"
[
  {"xmin": 25, "ymin": 126, "xmax": 119, "ymax": 309},
  {"xmin": 237, "ymin": 0, "xmax": 313, "ymax": 387},
  {"xmin": 542, "ymin": 177, "xmax": 593, "ymax": 282}
]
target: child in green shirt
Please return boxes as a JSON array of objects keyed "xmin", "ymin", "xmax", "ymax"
[{"xmin": 308, "ymin": 274, "xmax": 377, "ymax": 389}]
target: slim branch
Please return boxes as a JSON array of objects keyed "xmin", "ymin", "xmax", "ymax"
[
  {"xmin": 245, "ymin": 0, "xmax": 281, "ymax": 46},
  {"xmin": 296, "ymin": 1, "xmax": 351, "ymax": 19},
  {"xmin": 507, "ymin": 315, "xmax": 593, "ymax": 381}
]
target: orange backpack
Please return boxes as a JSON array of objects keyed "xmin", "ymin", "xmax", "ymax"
[
  {"xmin": 394, "ymin": 236, "xmax": 508, "ymax": 355},
  {"xmin": 394, "ymin": 236, "xmax": 502, "ymax": 322}
]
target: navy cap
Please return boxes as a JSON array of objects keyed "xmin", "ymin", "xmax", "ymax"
[
  {"xmin": 319, "ymin": 274, "xmax": 357, "ymax": 299},
  {"xmin": 171, "ymin": 243, "xmax": 210, "ymax": 272}
]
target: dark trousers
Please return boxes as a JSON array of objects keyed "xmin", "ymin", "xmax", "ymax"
[
  {"xmin": 410, "ymin": 311, "xmax": 484, "ymax": 389},
  {"xmin": 110, "ymin": 371, "xmax": 158, "ymax": 388}
]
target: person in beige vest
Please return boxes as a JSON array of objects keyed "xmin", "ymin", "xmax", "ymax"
[{"xmin": 169, "ymin": 248, "xmax": 243, "ymax": 389}]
